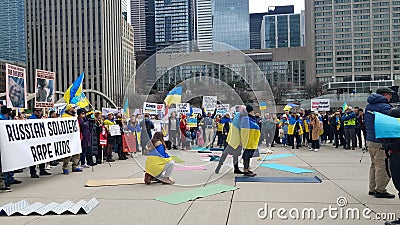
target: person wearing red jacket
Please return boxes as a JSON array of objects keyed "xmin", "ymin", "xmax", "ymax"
[{"xmin": 180, "ymin": 115, "xmax": 188, "ymax": 150}]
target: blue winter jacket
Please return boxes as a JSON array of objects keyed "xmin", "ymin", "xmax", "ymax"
[{"xmin": 365, "ymin": 94, "xmax": 392, "ymax": 143}]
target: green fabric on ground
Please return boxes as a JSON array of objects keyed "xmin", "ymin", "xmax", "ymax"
[
  {"xmin": 155, "ymin": 184, "xmax": 237, "ymax": 205},
  {"xmin": 171, "ymin": 156, "xmax": 185, "ymax": 163}
]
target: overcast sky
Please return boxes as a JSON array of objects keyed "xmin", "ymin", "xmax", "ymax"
[{"xmin": 249, "ymin": 0, "xmax": 305, "ymax": 13}]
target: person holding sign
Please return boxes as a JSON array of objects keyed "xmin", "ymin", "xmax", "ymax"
[
  {"xmin": 61, "ymin": 104, "xmax": 82, "ymax": 174},
  {"xmin": 0, "ymin": 106, "xmax": 20, "ymax": 191},
  {"xmin": 104, "ymin": 113, "xmax": 117, "ymax": 162},
  {"xmin": 77, "ymin": 109, "xmax": 96, "ymax": 167},
  {"xmin": 28, "ymin": 108, "xmax": 51, "ymax": 178},
  {"xmin": 201, "ymin": 112, "xmax": 215, "ymax": 148},
  {"xmin": 144, "ymin": 132, "xmax": 175, "ymax": 185}
]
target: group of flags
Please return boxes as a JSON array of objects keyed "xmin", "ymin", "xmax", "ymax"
[
  {"xmin": 62, "ymin": 76, "xmax": 400, "ymax": 139},
  {"xmin": 63, "ymin": 72, "xmax": 184, "ymax": 117}
]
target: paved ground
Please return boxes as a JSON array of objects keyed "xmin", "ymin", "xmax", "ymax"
[{"xmin": 0, "ymin": 143, "xmax": 399, "ymax": 225}]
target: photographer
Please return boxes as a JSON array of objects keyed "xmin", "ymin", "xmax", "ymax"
[{"xmin": 365, "ymin": 87, "xmax": 395, "ymax": 198}]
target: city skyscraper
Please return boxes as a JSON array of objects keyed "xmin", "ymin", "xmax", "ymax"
[
  {"xmin": 154, "ymin": 0, "xmax": 194, "ymax": 51},
  {"xmin": 131, "ymin": 0, "xmax": 146, "ymax": 53},
  {"xmin": 308, "ymin": 0, "xmax": 400, "ymax": 84},
  {"xmin": 0, "ymin": 0, "xmax": 26, "ymax": 64},
  {"xmin": 250, "ymin": 5, "xmax": 294, "ymax": 49},
  {"xmin": 122, "ymin": 0, "xmax": 131, "ymax": 23},
  {"xmin": 25, "ymin": 0, "xmax": 124, "ymax": 108},
  {"xmin": 261, "ymin": 12, "xmax": 305, "ymax": 48},
  {"xmin": 196, "ymin": 0, "xmax": 212, "ymax": 51},
  {"xmin": 212, "ymin": 0, "xmax": 250, "ymax": 50},
  {"xmin": 122, "ymin": 19, "xmax": 136, "ymax": 92}
]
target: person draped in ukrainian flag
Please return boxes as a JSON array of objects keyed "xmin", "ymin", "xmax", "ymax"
[
  {"xmin": 144, "ymin": 132, "xmax": 175, "ymax": 185},
  {"xmin": 240, "ymin": 105, "xmax": 261, "ymax": 177},
  {"xmin": 215, "ymin": 105, "xmax": 247, "ymax": 175},
  {"xmin": 288, "ymin": 112, "xmax": 304, "ymax": 149}
]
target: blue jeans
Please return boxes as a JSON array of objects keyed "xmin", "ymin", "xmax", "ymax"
[
  {"xmin": 3, "ymin": 171, "xmax": 15, "ymax": 186},
  {"xmin": 282, "ymin": 134, "xmax": 288, "ymax": 145}
]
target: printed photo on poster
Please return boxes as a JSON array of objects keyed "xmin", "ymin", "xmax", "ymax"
[
  {"xmin": 35, "ymin": 69, "xmax": 55, "ymax": 108},
  {"xmin": 6, "ymin": 64, "xmax": 27, "ymax": 109}
]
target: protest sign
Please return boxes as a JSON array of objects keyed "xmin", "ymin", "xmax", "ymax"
[
  {"xmin": 259, "ymin": 102, "xmax": 267, "ymax": 110},
  {"xmin": 35, "ymin": 69, "xmax": 55, "ymax": 108},
  {"xmin": 143, "ymin": 102, "xmax": 157, "ymax": 114},
  {"xmin": 122, "ymin": 134, "xmax": 136, "ymax": 153},
  {"xmin": 311, "ymin": 99, "xmax": 330, "ymax": 111},
  {"xmin": 187, "ymin": 117, "xmax": 198, "ymax": 127},
  {"xmin": 109, "ymin": 125, "xmax": 121, "ymax": 136},
  {"xmin": 216, "ymin": 104, "xmax": 230, "ymax": 115},
  {"xmin": 203, "ymin": 96, "xmax": 217, "ymax": 114},
  {"xmin": 192, "ymin": 107, "xmax": 202, "ymax": 115},
  {"xmin": 203, "ymin": 96, "xmax": 217, "ymax": 109},
  {"xmin": 6, "ymin": 64, "xmax": 27, "ymax": 109},
  {"xmin": 156, "ymin": 104, "xmax": 165, "ymax": 118},
  {"xmin": 102, "ymin": 108, "xmax": 119, "ymax": 116},
  {"xmin": 0, "ymin": 118, "xmax": 82, "ymax": 172},
  {"xmin": 177, "ymin": 103, "xmax": 190, "ymax": 115}
]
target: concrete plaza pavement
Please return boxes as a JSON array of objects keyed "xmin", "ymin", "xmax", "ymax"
[{"xmin": 0, "ymin": 143, "xmax": 399, "ymax": 225}]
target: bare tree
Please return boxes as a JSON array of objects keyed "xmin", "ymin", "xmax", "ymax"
[
  {"xmin": 303, "ymin": 81, "xmax": 325, "ymax": 99},
  {"xmin": 273, "ymin": 83, "xmax": 292, "ymax": 104}
]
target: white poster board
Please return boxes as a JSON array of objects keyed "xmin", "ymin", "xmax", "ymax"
[
  {"xmin": 203, "ymin": 96, "xmax": 217, "ymax": 114},
  {"xmin": 102, "ymin": 108, "xmax": 119, "ymax": 115},
  {"xmin": 6, "ymin": 64, "xmax": 27, "ymax": 109},
  {"xmin": 143, "ymin": 102, "xmax": 157, "ymax": 115},
  {"xmin": 109, "ymin": 125, "xmax": 121, "ymax": 136},
  {"xmin": 177, "ymin": 103, "xmax": 190, "ymax": 115},
  {"xmin": 0, "ymin": 118, "xmax": 82, "ymax": 172},
  {"xmin": 35, "ymin": 69, "xmax": 56, "ymax": 108},
  {"xmin": 311, "ymin": 99, "xmax": 330, "ymax": 111},
  {"xmin": 216, "ymin": 104, "xmax": 230, "ymax": 115}
]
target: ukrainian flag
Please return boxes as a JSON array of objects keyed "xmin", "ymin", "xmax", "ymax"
[
  {"xmin": 124, "ymin": 98, "xmax": 130, "ymax": 118},
  {"xmin": 374, "ymin": 112, "xmax": 400, "ymax": 138},
  {"xmin": 240, "ymin": 115, "xmax": 261, "ymax": 149},
  {"xmin": 164, "ymin": 86, "xmax": 182, "ymax": 107},
  {"xmin": 64, "ymin": 72, "xmax": 89, "ymax": 108},
  {"xmin": 260, "ymin": 102, "xmax": 267, "ymax": 110},
  {"xmin": 226, "ymin": 112, "xmax": 241, "ymax": 149},
  {"xmin": 342, "ymin": 101, "xmax": 348, "ymax": 110}
]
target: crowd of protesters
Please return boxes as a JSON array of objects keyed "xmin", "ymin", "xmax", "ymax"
[{"xmin": 2, "ymin": 85, "xmax": 400, "ymax": 219}]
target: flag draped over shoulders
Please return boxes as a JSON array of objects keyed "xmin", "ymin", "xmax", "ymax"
[
  {"xmin": 226, "ymin": 112, "xmax": 241, "ymax": 149},
  {"xmin": 145, "ymin": 141, "xmax": 172, "ymax": 177}
]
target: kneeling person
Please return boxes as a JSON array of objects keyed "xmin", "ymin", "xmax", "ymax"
[{"xmin": 144, "ymin": 132, "xmax": 175, "ymax": 185}]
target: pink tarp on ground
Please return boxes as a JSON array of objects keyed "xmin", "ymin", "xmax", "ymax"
[
  {"xmin": 198, "ymin": 154, "xmax": 232, "ymax": 158},
  {"xmin": 173, "ymin": 166, "xmax": 207, "ymax": 171}
]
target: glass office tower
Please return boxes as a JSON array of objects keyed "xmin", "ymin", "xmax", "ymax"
[
  {"xmin": 212, "ymin": 0, "xmax": 250, "ymax": 50},
  {"xmin": 0, "ymin": 0, "xmax": 26, "ymax": 63}
]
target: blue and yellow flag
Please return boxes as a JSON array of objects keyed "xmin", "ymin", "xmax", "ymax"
[
  {"xmin": 64, "ymin": 72, "xmax": 89, "ymax": 108},
  {"xmin": 260, "ymin": 102, "xmax": 267, "ymax": 110},
  {"xmin": 124, "ymin": 98, "xmax": 130, "ymax": 118},
  {"xmin": 226, "ymin": 112, "xmax": 241, "ymax": 149},
  {"xmin": 374, "ymin": 112, "xmax": 400, "ymax": 138},
  {"xmin": 164, "ymin": 86, "xmax": 182, "ymax": 107},
  {"xmin": 342, "ymin": 101, "xmax": 348, "ymax": 110}
]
